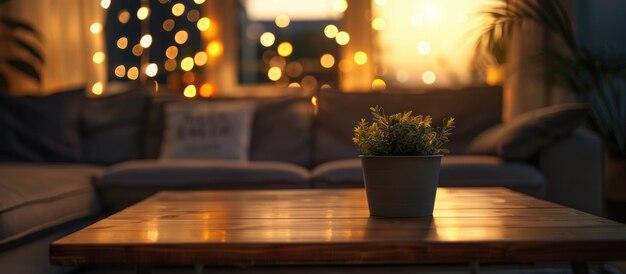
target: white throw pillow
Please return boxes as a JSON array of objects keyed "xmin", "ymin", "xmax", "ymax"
[{"xmin": 160, "ymin": 101, "xmax": 255, "ymax": 160}]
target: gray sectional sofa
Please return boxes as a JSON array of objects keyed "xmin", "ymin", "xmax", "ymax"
[{"xmin": 0, "ymin": 85, "xmax": 604, "ymax": 273}]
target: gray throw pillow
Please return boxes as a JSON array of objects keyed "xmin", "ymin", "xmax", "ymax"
[
  {"xmin": 160, "ymin": 101, "xmax": 255, "ymax": 161},
  {"xmin": 465, "ymin": 103, "xmax": 590, "ymax": 160}
]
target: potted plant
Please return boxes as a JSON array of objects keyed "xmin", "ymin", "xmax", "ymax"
[
  {"xmin": 353, "ymin": 106, "xmax": 455, "ymax": 217},
  {"xmin": 473, "ymin": 0, "xmax": 626, "ymax": 202}
]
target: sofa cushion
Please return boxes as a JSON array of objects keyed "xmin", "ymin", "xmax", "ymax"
[
  {"xmin": 80, "ymin": 82, "xmax": 151, "ymax": 165},
  {"xmin": 98, "ymin": 159, "xmax": 311, "ymax": 188},
  {"xmin": 0, "ymin": 88, "xmax": 84, "ymax": 162},
  {"xmin": 311, "ymin": 156, "xmax": 546, "ymax": 196},
  {"xmin": 97, "ymin": 159, "xmax": 313, "ymax": 211},
  {"xmin": 314, "ymin": 87, "xmax": 502, "ymax": 165},
  {"xmin": 143, "ymin": 92, "xmax": 314, "ymax": 167},
  {"xmin": 160, "ymin": 101, "xmax": 255, "ymax": 160},
  {"xmin": 465, "ymin": 103, "xmax": 590, "ymax": 160},
  {"xmin": 0, "ymin": 163, "xmax": 102, "ymax": 244}
]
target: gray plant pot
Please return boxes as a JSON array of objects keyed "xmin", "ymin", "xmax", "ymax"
[{"xmin": 360, "ymin": 155, "xmax": 442, "ymax": 217}]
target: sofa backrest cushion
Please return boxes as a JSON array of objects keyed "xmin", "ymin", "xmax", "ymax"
[
  {"xmin": 160, "ymin": 101, "xmax": 255, "ymax": 161},
  {"xmin": 0, "ymin": 87, "xmax": 84, "ymax": 162},
  {"xmin": 314, "ymin": 86, "xmax": 502, "ymax": 164},
  {"xmin": 80, "ymin": 83, "xmax": 151, "ymax": 165},
  {"xmin": 143, "ymin": 91, "xmax": 315, "ymax": 167}
]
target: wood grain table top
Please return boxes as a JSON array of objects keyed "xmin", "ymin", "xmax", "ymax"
[{"xmin": 51, "ymin": 188, "xmax": 626, "ymax": 266}]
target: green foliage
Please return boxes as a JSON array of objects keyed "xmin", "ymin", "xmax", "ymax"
[
  {"xmin": 473, "ymin": 0, "xmax": 626, "ymax": 158},
  {"xmin": 353, "ymin": 106, "xmax": 455, "ymax": 156}
]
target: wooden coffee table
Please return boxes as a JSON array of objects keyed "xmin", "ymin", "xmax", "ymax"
[{"xmin": 51, "ymin": 188, "xmax": 626, "ymax": 273}]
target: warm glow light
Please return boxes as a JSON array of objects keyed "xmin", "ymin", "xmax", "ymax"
[
  {"xmin": 320, "ymin": 54, "xmax": 335, "ymax": 68},
  {"xmin": 334, "ymin": 0, "xmax": 348, "ymax": 12},
  {"xmin": 181, "ymin": 57, "xmax": 194, "ymax": 71},
  {"xmin": 324, "ymin": 24, "xmax": 339, "ymax": 38},
  {"xmin": 277, "ymin": 42, "xmax": 293, "ymax": 57},
  {"xmin": 375, "ymin": 0, "xmax": 387, "ymax": 5},
  {"xmin": 194, "ymin": 51, "xmax": 208, "ymax": 66},
  {"xmin": 140, "ymin": 34, "xmax": 153, "ymax": 48},
  {"xmin": 114, "ymin": 65, "xmax": 126, "ymax": 78},
  {"xmin": 269, "ymin": 56, "xmax": 286, "ymax": 68},
  {"xmin": 197, "ymin": 17, "xmax": 211, "ymax": 31},
  {"xmin": 338, "ymin": 59, "xmax": 353, "ymax": 72},
  {"xmin": 301, "ymin": 75, "xmax": 318, "ymax": 90},
  {"xmin": 90, "ymin": 23, "xmax": 102, "ymax": 34},
  {"xmin": 182, "ymin": 71, "xmax": 195, "ymax": 84},
  {"xmin": 422, "ymin": 70, "xmax": 436, "ymax": 84},
  {"xmin": 335, "ymin": 31, "xmax": 350, "ymax": 45},
  {"xmin": 92, "ymin": 82, "xmax": 103, "ymax": 95},
  {"xmin": 259, "ymin": 32, "xmax": 275, "ymax": 47},
  {"xmin": 371, "ymin": 78, "xmax": 387, "ymax": 90},
  {"xmin": 183, "ymin": 85, "xmax": 197, "ymax": 98},
  {"xmin": 145, "ymin": 63, "xmax": 158, "ymax": 77},
  {"xmin": 127, "ymin": 67, "xmax": 139, "ymax": 80},
  {"xmin": 118, "ymin": 10, "xmax": 130, "ymax": 24},
  {"xmin": 164, "ymin": 59, "xmax": 177, "ymax": 71},
  {"xmin": 486, "ymin": 65, "xmax": 503, "ymax": 85},
  {"xmin": 396, "ymin": 70, "xmax": 410, "ymax": 82},
  {"xmin": 117, "ymin": 37, "xmax": 128, "ymax": 49},
  {"xmin": 163, "ymin": 19, "xmax": 175, "ymax": 31},
  {"xmin": 172, "ymin": 3, "xmax": 186, "ymax": 16},
  {"xmin": 194, "ymin": 0, "xmax": 206, "ymax": 4},
  {"xmin": 417, "ymin": 41, "xmax": 431, "ymax": 55},
  {"xmin": 132, "ymin": 44, "xmax": 143, "ymax": 56},
  {"xmin": 207, "ymin": 41, "xmax": 223, "ymax": 57},
  {"xmin": 286, "ymin": 62, "xmax": 303, "ymax": 77},
  {"xmin": 267, "ymin": 66, "xmax": 282, "ymax": 81},
  {"xmin": 371, "ymin": 18, "xmax": 386, "ymax": 31},
  {"xmin": 354, "ymin": 51, "xmax": 368, "ymax": 65},
  {"xmin": 376, "ymin": 0, "xmax": 491, "ymax": 88},
  {"xmin": 175, "ymin": 30, "xmax": 189, "ymax": 44},
  {"xmin": 100, "ymin": 0, "xmax": 111, "ymax": 9},
  {"xmin": 187, "ymin": 10, "xmax": 200, "ymax": 22},
  {"xmin": 311, "ymin": 96, "xmax": 318, "ymax": 106},
  {"xmin": 320, "ymin": 84, "xmax": 332, "ymax": 89},
  {"xmin": 200, "ymin": 83, "xmax": 216, "ymax": 97},
  {"xmin": 288, "ymin": 82, "xmax": 301, "ymax": 88},
  {"xmin": 92, "ymin": 52, "xmax": 105, "ymax": 64},
  {"xmin": 275, "ymin": 15, "xmax": 290, "ymax": 28},
  {"xmin": 137, "ymin": 7, "xmax": 150, "ymax": 20},
  {"xmin": 165, "ymin": 46, "xmax": 178, "ymax": 59}
]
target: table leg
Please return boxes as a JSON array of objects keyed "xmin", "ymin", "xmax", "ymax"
[
  {"xmin": 136, "ymin": 265, "xmax": 152, "ymax": 274},
  {"xmin": 194, "ymin": 264, "xmax": 204, "ymax": 274},
  {"xmin": 470, "ymin": 261, "xmax": 480, "ymax": 274},
  {"xmin": 571, "ymin": 262, "xmax": 590, "ymax": 274}
]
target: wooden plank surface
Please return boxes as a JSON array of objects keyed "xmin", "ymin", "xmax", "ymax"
[{"xmin": 50, "ymin": 188, "xmax": 626, "ymax": 266}]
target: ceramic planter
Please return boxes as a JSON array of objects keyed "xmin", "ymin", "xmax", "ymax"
[{"xmin": 360, "ymin": 155, "xmax": 442, "ymax": 217}]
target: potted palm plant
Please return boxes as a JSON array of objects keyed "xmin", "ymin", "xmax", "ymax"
[
  {"xmin": 473, "ymin": 0, "xmax": 626, "ymax": 201},
  {"xmin": 353, "ymin": 106, "xmax": 455, "ymax": 217}
]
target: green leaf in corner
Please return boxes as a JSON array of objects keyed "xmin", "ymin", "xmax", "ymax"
[{"xmin": 6, "ymin": 59, "xmax": 41, "ymax": 82}]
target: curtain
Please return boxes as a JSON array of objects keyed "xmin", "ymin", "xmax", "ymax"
[{"xmin": 0, "ymin": 0, "xmax": 106, "ymax": 95}]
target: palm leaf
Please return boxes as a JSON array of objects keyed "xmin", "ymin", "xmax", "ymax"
[
  {"xmin": 6, "ymin": 59, "xmax": 41, "ymax": 82},
  {"xmin": 0, "ymin": 35, "xmax": 44, "ymax": 63},
  {"xmin": 0, "ymin": 18, "xmax": 41, "ymax": 38}
]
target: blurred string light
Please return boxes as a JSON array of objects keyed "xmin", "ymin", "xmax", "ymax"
[
  {"xmin": 324, "ymin": 24, "xmax": 338, "ymax": 38},
  {"xmin": 137, "ymin": 6, "xmax": 150, "ymax": 20},
  {"xmin": 183, "ymin": 85, "xmax": 197, "ymax": 97}
]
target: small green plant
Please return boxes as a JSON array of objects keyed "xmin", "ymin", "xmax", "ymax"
[{"xmin": 353, "ymin": 106, "xmax": 455, "ymax": 156}]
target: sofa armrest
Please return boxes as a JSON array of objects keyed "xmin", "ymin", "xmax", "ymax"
[{"xmin": 538, "ymin": 128, "xmax": 604, "ymax": 215}]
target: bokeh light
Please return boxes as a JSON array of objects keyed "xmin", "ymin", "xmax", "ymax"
[
  {"xmin": 197, "ymin": 17, "xmax": 211, "ymax": 31},
  {"xmin": 181, "ymin": 57, "xmax": 194, "ymax": 71},
  {"xmin": 90, "ymin": 23, "xmax": 102, "ymax": 34},
  {"xmin": 114, "ymin": 65, "xmax": 126, "ymax": 78},
  {"xmin": 117, "ymin": 37, "xmax": 128, "ymax": 49},
  {"xmin": 275, "ymin": 15, "xmax": 290, "ymax": 28},
  {"xmin": 137, "ymin": 7, "xmax": 150, "ymax": 20},
  {"xmin": 92, "ymin": 52, "xmax": 105, "ymax": 64},
  {"xmin": 194, "ymin": 51, "xmax": 208, "ymax": 66},
  {"xmin": 267, "ymin": 66, "xmax": 282, "ymax": 81},
  {"xmin": 371, "ymin": 78, "xmax": 386, "ymax": 90},
  {"xmin": 354, "ymin": 51, "xmax": 368, "ymax": 65},
  {"xmin": 145, "ymin": 63, "xmax": 158, "ymax": 77},
  {"xmin": 183, "ymin": 85, "xmax": 197, "ymax": 98},
  {"xmin": 422, "ymin": 70, "xmax": 436, "ymax": 84},
  {"xmin": 165, "ymin": 46, "xmax": 178, "ymax": 59},
  {"xmin": 172, "ymin": 3, "xmax": 185, "ymax": 17},
  {"xmin": 127, "ymin": 67, "xmax": 139, "ymax": 80},
  {"xmin": 335, "ymin": 31, "xmax": 350, "ymax": 45},
  {"xmin": 92, "ymin": 82, "xmax": 103, "ymax": 95},
  {"xmin": 260, "ymin": 32, "xmax": 275, "ymax": 47},
  {"xmin": 320, "ymin": 54, "xmax": 335, "ymax": 68},
  {"xmin": 140, "ymin": 34, "xmax": 152, "ymax": 48},
  {"xmin": 175, "ymin": 30, "xmax": 189, "ymax": 44},
  {"xmin": 277, "ymin": 42, "xmax": 293, "ymax": 57},
  {"xmin": 324, "ymin": 25, "xmax": 338, "ymax": 38}
]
